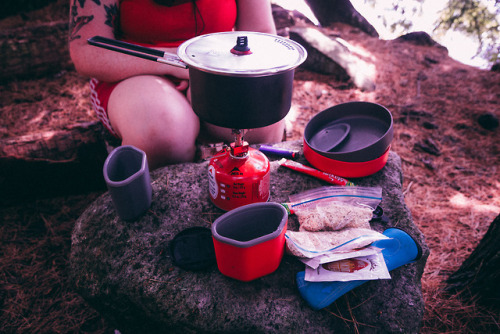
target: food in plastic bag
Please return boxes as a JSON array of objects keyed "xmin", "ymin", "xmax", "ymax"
[
  {"xmin": 288, "ymin": 186, "xmax": 382, "ymax": 232},
  {"xmin": 285, "ymin": 228, "xmax": 389, "ymax": 258},
  {"xmin": 295, "ymin": 201, "xmax": 373, "ymax": 232},
  {"xmin": 304, "ymin": 252, "xmax": 391, "ymax": 282}
]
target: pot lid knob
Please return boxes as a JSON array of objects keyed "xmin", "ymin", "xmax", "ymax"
[{"xmin": 231, "ymin": 36, "xmax": 252, "ymax": 55}]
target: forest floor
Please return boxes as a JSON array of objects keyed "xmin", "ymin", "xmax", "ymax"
[{"xmin": 1, "ymin": 1, "xmax": 499, "ymax": 333}]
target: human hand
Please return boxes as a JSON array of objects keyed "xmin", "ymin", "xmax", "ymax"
[
  {"xmin": 175, "ymin": 79, "xmax": 189, "ymax": 92},
  {"xmin": 175, "ymin": 78, "xmax": 191, "ymax": 102},
  {"xmin": 157, "ymin": 48, "xmax": 190, "ymax": 93}
]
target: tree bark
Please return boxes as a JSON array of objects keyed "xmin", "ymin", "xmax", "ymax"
[
  {"xmin": 0, "ymin": 122, "xmax": 109, "ymax": 203},
  {"xmin": 0, "ymin": 121, "xmax": 105, "ymax": 161},
  {"xmin": 446, "ymin": 214, "xmax": 500, "ymax": 310},
  {"xmin": 305, "ymin": 0, "xmax": 379, "ymax": 37},
  {"xmin": 0, "ymin": 20, "xmax": 72, "ymax": 83},
  {"xmin": 0, "ymin": 0, "xmax": 57, "ymax": 19}
]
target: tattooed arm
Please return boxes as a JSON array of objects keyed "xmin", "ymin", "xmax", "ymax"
[{"xmin": 68, "ymin": 0, "xmax": 188, "ymax": 82}]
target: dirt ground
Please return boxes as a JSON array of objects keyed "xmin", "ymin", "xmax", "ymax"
[{"xmin": 1, "ymin": 2, "xmax": 499, "ymax": 333}]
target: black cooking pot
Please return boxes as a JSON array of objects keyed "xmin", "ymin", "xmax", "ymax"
[{"xmin": 88, "ymin": 32, "xmax": 307, "ymax": 129}]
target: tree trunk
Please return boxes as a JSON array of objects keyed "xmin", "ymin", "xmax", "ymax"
[
  {"xmin": 446, "ymin": 214, "xmax": 500, "ymax": 310},
  {"xmin": 0, "ymin": 122, "xmax": 109, "ymax": 204},
  {"xmin": 305, "ymin": 0, "xmax": 379, "ymax": 37},
  {"xmin": 0, "ymin": 20, "xmax": 72, "ymax": 83},
  {"xmin": 0, "ymin": 122, "xmax": 104, "ymax": 162},
  {"xmin": 0, "ymin": 0, "xmax": 57, "ymax": 19}
]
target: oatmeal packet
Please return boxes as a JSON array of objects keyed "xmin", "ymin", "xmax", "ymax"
[
  {"xmin": 287, "ymin": 186, "xmax": 382, "ymax": 232},
  {"xmin": 295, "ymin": 201, "xmax": 373, "ymax": 231}
]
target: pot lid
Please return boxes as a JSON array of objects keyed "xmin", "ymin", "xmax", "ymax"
[{"xmin": 177, "ymin": 31, "xmax": 307, "ymax": 76}]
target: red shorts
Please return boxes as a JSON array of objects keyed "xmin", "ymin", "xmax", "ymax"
[{"xmin": 89, "ymin": 78, "xmax": 119, "ymax": 137}]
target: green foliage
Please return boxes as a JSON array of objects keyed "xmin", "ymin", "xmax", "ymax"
[
  {"xmin": 358, "ymin": 0, "xmax": 499, "ymax": 66},
  {"xmin": 362, "ymin": 0, "xmax": 425, "ymax": 35},
  {"xmin": 435, "ymin": 0, "xmax": 500, "ymax": 64}
]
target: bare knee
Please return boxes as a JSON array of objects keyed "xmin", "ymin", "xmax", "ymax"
[
  {"xmin": 107, "ymin": 76, "xmax": 200, "ymax": 169},
  {"xmin": 123, "ymin": 118, "xmax": 199, "ymax": 169}
]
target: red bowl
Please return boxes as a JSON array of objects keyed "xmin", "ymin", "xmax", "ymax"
[
  {"xmin": 303, "ymin": 141, "xmax": 390, "ymax": 178},
  {"xmin": 304, "ymin": 102, "xmax": 393, "ymax": 162}
]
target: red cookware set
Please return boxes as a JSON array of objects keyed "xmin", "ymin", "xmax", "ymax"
[{"xmin": 303, "ymin": 101, "xmax": 393, "ymax": 178}]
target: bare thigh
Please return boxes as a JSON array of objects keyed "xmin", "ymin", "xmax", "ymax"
[{"xmin": 107, "ymin": 75, "xmax": 200, "ymax": 168}]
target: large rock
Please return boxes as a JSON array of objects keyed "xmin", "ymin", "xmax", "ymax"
[
  {"xmin": 290, "ymin": 26, "xmax": 376, "ymax": 91},
  {"xmin": 304, "ymin": 0, "xmax": 379, "ymax": 37},
  {"xmin": 70, "ymin": 141, "xmax": 429, "ymax": 333}
]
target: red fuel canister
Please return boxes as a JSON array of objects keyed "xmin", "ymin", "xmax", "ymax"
[{"xmin": 208, "ymin": 143, "xmax": 270, "ymax": 211}]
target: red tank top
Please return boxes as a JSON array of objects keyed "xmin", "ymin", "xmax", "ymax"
[{"xmin": 119, "ymin": 0, "xmax": 237, "ymax": 47}]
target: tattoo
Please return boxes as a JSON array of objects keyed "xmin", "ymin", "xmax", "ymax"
[
  {"xmin": 69, "ymin": 0, "xmax": 120, "ymax": 42},
  {"xmin": 104, "ymin": 4, "xmax": 120, "ymax": 32},
  {"xmin": 69, "ymin": 0, "xmax": 94, "ymax": 42}
]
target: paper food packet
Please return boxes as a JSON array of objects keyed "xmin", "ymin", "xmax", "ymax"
[
  {"xmin": 299, "ymin": 246, "xmax": 382, "ymax": 269},
  {"xmin": 304, "ymin": 252, "xmax": 391, "ymax": 282}
]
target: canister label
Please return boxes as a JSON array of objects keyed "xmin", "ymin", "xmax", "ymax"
[
  {"xmin": 208, "ymin": 148, "xmax": 270, "ymax": 211},
  {"xmin": 208, "ymin": 164, "xmax": 218, "ymax": 199}
]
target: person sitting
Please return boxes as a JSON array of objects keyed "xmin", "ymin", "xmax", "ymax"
[{"xmin": 69, "ymin": 0, "xmax": 285, "ymax": 169}]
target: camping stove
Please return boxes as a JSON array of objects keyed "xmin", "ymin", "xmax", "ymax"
[{"xmin": 208, "ymin": 129, "xmax": 270, "ymax": 211}]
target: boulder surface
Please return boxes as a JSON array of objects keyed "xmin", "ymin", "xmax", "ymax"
[{"xmin": 71, "ymin": 141, "xmax": 429, "ymax": 333}]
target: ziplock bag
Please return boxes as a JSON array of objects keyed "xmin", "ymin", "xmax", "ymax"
[
  {"xmin": 287, "ymin": 186, "xmax": 383, "ymax": 231},
  {"xmin": 285, "ymin": 228, "xmax": 389, "ymax": 258}
]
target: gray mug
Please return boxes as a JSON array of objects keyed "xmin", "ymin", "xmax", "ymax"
[{"xmin": 103, "ymin": 145, "xmax": 152, "ymax": 221}]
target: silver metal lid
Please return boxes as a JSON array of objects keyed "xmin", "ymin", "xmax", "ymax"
[{"xmin": 177, "ymin": 31, "xmax": 307, "ymax": 77}]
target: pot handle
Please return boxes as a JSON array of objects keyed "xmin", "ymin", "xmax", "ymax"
[{"xmin": 87, "ymin": 36, "xmax": 187, "ymax": 69}]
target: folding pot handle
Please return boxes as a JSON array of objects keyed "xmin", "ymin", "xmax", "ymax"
[{"xmin": 87, "ymin": 36, "xmax": 187, "ymax": 69}]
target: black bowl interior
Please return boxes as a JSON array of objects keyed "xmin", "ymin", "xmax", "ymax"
[{"xmin": 304, "ymin": 102, "xmax": 393, "ymax": 162}]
